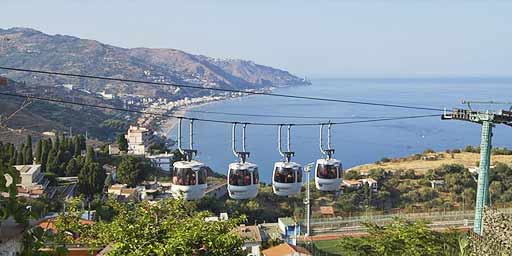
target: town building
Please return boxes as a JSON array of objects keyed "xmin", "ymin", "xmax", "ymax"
[
  {"xmin": 343, "ymin": 178, "xmax": 378, "ymax": 192},
  {"xmin": 125, "ymin": 125, "xmax": 154, "ymax": 155},
  {"xmin": 13, "ymin": 164, "xmax": 56, "ymax": 199},
  {"xmin": 278, "ymin": 217, "xmax": 300, "ymax": 245},
  {"xmin": 430, "ymin": 180, "xmax": 445, "ymax": 189},
  {"xmin": 261, "ymin": 243, "xmax": 312, "ymax": 256},
  {"xmin": 147, "ymin": 152, "xmax": 174, "ymax": 172},
  {"xmin": 236, "ymin": 225, "xmax": 262, "ymax": 256},
  {"xmin": 107, "ymin": 184, "xmax": 140, "ymax": 201},
  {"xmin": 205, "ymin": 182, "xmax": 228, "ymax": 199},
  {"xmin": 108, "ymin": 143, "xmax": 120, "ymax": 155}
]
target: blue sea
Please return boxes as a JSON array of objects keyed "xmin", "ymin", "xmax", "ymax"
[{"xmin": 169, "ymin": 78, "xmax": 512, "ymax": 183}]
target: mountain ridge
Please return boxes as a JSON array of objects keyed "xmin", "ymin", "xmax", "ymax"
[{"xmin": 0, "ymin": 27, "xmax": 310, "ymax": 98}]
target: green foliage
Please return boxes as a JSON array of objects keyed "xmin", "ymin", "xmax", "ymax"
[
  {"xmin": 344, "ymin": 170, "xmax": 362, "ymax": 180},
  {"xmin": 492, "ymin": 147, "xmax": 512, "ymax": 155},
  {"xmin": 337, "ymin": 219, "xmax": 466, "ymax": 256},
  {"xmin": 78, "ymin": 162, "xmax": 107, "ymax": 198},
  {"xmin": 116, "ymin": 156, "xmax": 154, "ymax": 187},
  {"xmin": 116, "ymin": 133, "xmax": 128, "ymax": 152},
  {"xmin": 48, "ymin": 199, "xmax": 245, "ymax": 256}
]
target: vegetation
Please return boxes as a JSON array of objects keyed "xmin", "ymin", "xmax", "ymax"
[
  {"xmin": 333, "ymin": 219, "xmax": 468, "ymax": 256},
  {"xmin": 116, "ymin": 155, "xmax": 155, "ymax": 187},
  {"xmin": 29, "ymin": 198, "xmax": 245, "ymax": 256}
]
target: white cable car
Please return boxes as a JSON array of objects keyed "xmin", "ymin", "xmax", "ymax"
[
  {"xmin": 227, "ymin": 123, "xmax": 259, "ymax": 199},
  {"xmin": 170, "ymin": 119, "xmax": 208, "ymax": 200},
  {"xmin": 171, "ymin": 160, "xmax": 208, "ymax": 200},
  {"xmin": 272, "ymin": 125, "xmax": 303, "ymax": 196},
  {"xmin": 315, "ymin": 122, "xmax": 343, "ymax": 191}
]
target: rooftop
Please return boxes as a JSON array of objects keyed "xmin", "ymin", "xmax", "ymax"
[
  {"xmin": 14, "ymin": 164, "xmax": 41, "ymax": 175},
  {"xmin": 235, "ymin": 225, "xmax": 262, "ymax": 243},
  {"xmin": 262, "ymin": 243, "xmax": 312, "ymax": 256}
]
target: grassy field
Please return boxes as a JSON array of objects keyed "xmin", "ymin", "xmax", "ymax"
[
  {"xmin": 347, "ymin": 152, "xmax": 512, "ymax": 174},
  {"xmin": 313, "ymin": 240, "xmax": 343, "ymax": 255}
]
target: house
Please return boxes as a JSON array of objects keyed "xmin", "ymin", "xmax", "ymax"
[
  {"xmin": 360, "ymin": 178, "xmax": 378, "ymax": 192},
  {"xmin": 236, "ymin": 225, "xmax": 262, "ymax": 256},
  {"xmin": 107, "ymin": 184, "xmax": 140, "ymax": 201},
  {"xmin": 108, "ymin": 143, "xmax": 120, "ymax": 155},
  {"xmin": 205, "ymin": 182, "xmax": 228, "ymax": 199},
  {"xmin": 125, "ymin": 125, "xmax": 154, "ymax": 155},
  {"xmin": 278, "ymin": 218, "xmax": 300, "ymax": 245},
  {"xmin": 262, "ymin": 243, "xmax": 312, "ymax": 256},
  {"xmin": 320, "ymin": 206, "xmax": 335, "ymax": 217},
  {"xmin": 343, "ymin": 178, "xmax": 378, "ymax": 192},
  {"xmin": 13, "ymin": 164, "xmax": 55, "ymax": 199},
  {"xmin": 147, "ymin": 152, "xmax": 174, "ymax": 173},
  {"xmin": 430, "ymin": 180, "xmax": 445, "ymax": 189},
  {"xmin": 342, "ymin": 179, "xmax": 363, "ymax": 189}
]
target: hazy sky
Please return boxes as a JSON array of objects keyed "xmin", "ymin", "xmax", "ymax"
[{"xmin": 2, "ymin": 0, "xmax": 512, "ymax": 78}]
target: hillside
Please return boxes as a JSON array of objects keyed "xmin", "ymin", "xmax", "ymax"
[
  {"xmin": 0, "ymin": 27, "xmax": 310, "ymax": 98},
  {"xmin": 348, "ymin": 151, "xmax": 512, "ymax": 174}
]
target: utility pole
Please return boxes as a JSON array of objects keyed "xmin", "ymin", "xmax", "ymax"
[
  {"xmin": 304, "ymin": 163, "xmax": 314, "ymax": 238},
  {"xmin": 442, "ymin": 103, "xmax": 512, "ymax": 235}
]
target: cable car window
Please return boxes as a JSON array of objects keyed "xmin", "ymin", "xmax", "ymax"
[
  {"xmin": 274, "ymin": 167, "xmax": 296, "ymax": 183},
  {"xmin": 297, "ymin": 167, "xmax": 303, "ymax": 182},
  {"xmin": 229, "ymin": 169, "xmax": 252, "ymax": 186},
  {"xmin": 172, "ymin": 167, "xmax": 196, "ymax": 186},
  {"xmin": 338, "ymin": 164, "xmax": 343, "ymax": 179},
  {"xmin": 198, "ymin": 167, "xmax": 207, "ymax": 185},
  {"xmin": 317, "ymin": 164, "xmax": 338, "ymax": 179},
  {"xmin": 252, "ymin": 168, "xmax": 259, "ymax": 184}
]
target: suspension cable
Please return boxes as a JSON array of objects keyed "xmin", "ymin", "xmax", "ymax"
[{"xmin": 0, "ymin": 66, "xmax": 445, "ymax": 112}]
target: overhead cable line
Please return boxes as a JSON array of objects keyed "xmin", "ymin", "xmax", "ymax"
[
  {"xmin": 0, "ymin": 66, "xmax": 445, "ymax": 112},
  {"xmin": 136, "ymin": 105, "xmax": 413, "ymax": 120},
  {"xmin": 0, "ymin": 91, "xmax": 440, "ymax": 126}
]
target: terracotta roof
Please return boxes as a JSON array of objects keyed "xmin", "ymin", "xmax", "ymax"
[
  {"xmin": 37, "ymin": 217, "xmax": 95, "ymax": 234},
  {"xmin": 262, "ymin": 243, "xmax": 312, "ymax": 256},
  {"xmin": 320, "ymin": 206, "xmax": 334, "ymax": 215}
]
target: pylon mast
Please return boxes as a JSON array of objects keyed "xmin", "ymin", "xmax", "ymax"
[{"xmin": 442, "ymin": 106, "xmax": 512, "ymax": 235}]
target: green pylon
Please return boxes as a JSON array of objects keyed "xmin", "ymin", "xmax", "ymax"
[{"xmin": 474, "ymin": 120, "xmax": 493, "ymax": 235}]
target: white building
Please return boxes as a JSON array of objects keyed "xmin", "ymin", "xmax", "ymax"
[
  {"xmin": 14, "ymin": 164, "xmax": 45, "ymax": 188},
  {"xmin": 125, "ymin": 126, "xmax": 153, "ymax": 155},
  {"xmin": 147, "ymin": 153, "xmax": 174, "ymax": 173},
  {"xmin": 13, "ymin": 164, "xmax": 53, "ymax": 198}
]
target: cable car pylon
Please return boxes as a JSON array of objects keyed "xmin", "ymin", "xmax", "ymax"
[
  {"xmin": 442, "ymin": 101, "xmax": 512, "ymax": 235},
  {"xmin": 315, "ymin": 122, "xmax": 343, "ymax": 191},
  {"xmin": 227, "ymin": 123, "xmax": 259, "ymax": 199},
  {"xmin": 171, "ymin": 118, "xmax": 209, "ymax": 200},
  {"xmin": 272, "ymin": 124, "xmax": 303, "ymax": 196}
]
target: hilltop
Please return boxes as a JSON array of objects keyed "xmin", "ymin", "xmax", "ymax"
[
  {"xmin": 0, "ymin": 27, "xmax": 310, "ymax": 98},
  {"xmin": 348, "ymin": 149, "xmax": 512, "ymax": 174}
]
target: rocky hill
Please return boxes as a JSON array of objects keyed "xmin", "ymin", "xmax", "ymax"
[{"xmin": 0, "ymin": 27, "xmax": 310, "ymax": 98}]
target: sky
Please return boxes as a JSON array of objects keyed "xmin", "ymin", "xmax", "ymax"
[{"xmin": 1, "ymin": 0, "xmax": 512, "ymax": 78}]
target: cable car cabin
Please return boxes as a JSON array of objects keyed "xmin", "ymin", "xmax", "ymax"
[
  {"xmin": 227, "ymin": 162, "xmax": 259, "ymax": 199},
  {"xmin": 315, "ymin": 158, "xmax": 342, "ymax": 191},
  {"xmin": 272, "ymin": 162, "xmax": 303, "ymax": 196},
  {"xmin": 171, "ymin": 160, "xmax": 208, "ymax": 200}
]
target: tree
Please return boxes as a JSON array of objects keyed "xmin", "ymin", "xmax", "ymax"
[
  {"xmin": 78, "ymin": 162, "xmax": 106, "ymax": 198},
  {"xmin": 40, "ymin": 140, "xmax": 49, "ymax": 171},
  {"xmin": 116, "ymin": 134, "xmax": 128, "ymax": 152},
  {"xmin": 116, "ymin": 156, "xmax": 145, "ymax": 187},
  {"xmin": 85, "ymin": 145, "xmax": 94, "ymax": 163},
  {"xmin": 25, "ymin": 135, "xmax": 33, "ymax": 164},
  {"xmin": 35, "ymin": 139, "xmax": 42, "ymax": 164},
  {"xmin": 337, "ymin": 219, "xmax": 463, "ymax": 256},
  {"xmin": 344, "ymin": 170, "xmax": 361, "ymax": 180},
  {"xmin": 16, "ymin": 150, "xmax": 24, "ymax": 165},
  {"xmin": 45, "ymin": 149, "xmax": 58, "ymax": 173},
  {"xmin": 55, "ymin": 199, "xmax": 245, "ymax": 255},
  {"xmin": 65, "ymin": 159, "xmax": 78, "ymax": 177}
]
